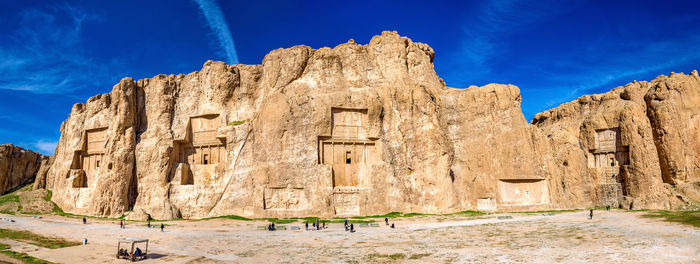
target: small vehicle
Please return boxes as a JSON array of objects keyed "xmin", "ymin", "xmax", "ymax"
[{"xmin": 116, "ymin": 237, "xmax": 149, "ymax": 261}]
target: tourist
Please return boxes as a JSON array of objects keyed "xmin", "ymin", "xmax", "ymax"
[
  {"xmin": 344, "ymin": 219, "xmax": 348, "ymax": 228},
  {"xmin": 305, "ymin": 222, "xmax": 309, "ymax": 230},
  {"xmin": 120, "ymin": 220, "xmax": 124, "ymax": 229},
  {"xmin": 385, "ymin": 217, "xmax": 388, "ymax": 225},
  {"xmin": 350, "ymin": 223, "xmax": 354, "ymax": 233},
  {"xmin": 160, "ymin": 223, "xmax": 164, "ymax": 232},
  {"xmin": 589, "ymin": 209, "xmax": 593, "ymax": 220},
  {"xmin": 134, "ymin": 247, "xmax": 142, "ymax": 257},
  {"xmin": 391, "ymin": 223, "xmax": 395, "ymax": 228},
  {"xmin": 606, "ymin": 205, "xmax": 610, "ymax": 211},
  {"xmin": 322, "ymin": 221, "xmax": 326, "ymax": 229},
  {"xmin": 82, "ymin": 217, "xmax": 86, "ymax": 224},
  {"xmin": 312, "ymin": 222, "xmax": 316, "ymax": 229}
]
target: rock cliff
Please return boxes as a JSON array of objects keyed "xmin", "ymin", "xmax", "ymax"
[
  {"xmin": 532, "ymin": 70, "xmax": 700, "ymax": 209},
  {"xmin": 0, "ymin": 144, "xmax": 45, "ymax": 194},
  {"xmin": 38, "ymin": 32, "xmax": 700, "ymax": 219}
]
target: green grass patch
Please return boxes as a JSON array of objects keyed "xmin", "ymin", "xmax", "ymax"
[
  {"xmin": 628, "ymin": 209, "xmax": 651, "ymax": 212},
  {"xmin": 43, "ymin": 189, "xmax": 53, "ymax": 202},
  {"xmin": 0, "ymin": 186, "xmax": 25, "ymax": 214},
  {"xmin": 347, "ymin": 210, "xmax": 485, "ymax": 219},
  {"xmin": 51, "ymin": 204, "xmax": 124, "ymax": 221},
  {"xmin": 408, "ymin": 253, "xmax": 431, "ymax": 259},
  {"xmin": 227, "ymin": 119, "xmax": 248, "ymax": 126},
  {"xmin": 0, "ymin": 248, "xmax": 56, "ymax": 264},
  {"xmin": 329, "ymin": 219, "xmax": 375, "ymax": 224},
  {"xmin": 0, "ymin": 229, "xmax": 79, "ymax": 249},
  {"xmin": 641, "ymin": 210, "xmax": 700, "ymax": 227},
  {"xmin": 199, "ymin": 215, "xmax": 252, "ymax": 221},
  {"xmin": 512, "ymin": 209, "xmax": 583, "ymax": 214},
  {"xmin": 297, "ymin": 217, "xmax": 320, "ymax": 223},
  {"xmin": 0, "ymin": 193, "xmax": 20, "ymax": 206},
  {"xmin": 353, "ymin": 212, "xmax": 403, "ymax": 219},
  {"xmin": 444, "ymin": 210, "xmax": 486, "ymax": 216},
  {"xmin": 367, "ymin": 253, "xmax": 406, "ymax": 260},
  {"xmin": 261, "ymin": 218, "xmax": 297, "ymax": 224}
]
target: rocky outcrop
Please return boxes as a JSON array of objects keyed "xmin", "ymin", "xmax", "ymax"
[
  {"xmin": 39, "ymin": 32, "xmax": 700, "ymax": 219},
  {"xmin": 0, "ymin": 144, "xmax": 45, "ymax": 194},
  {"xmin": 532, "ymin": 70, "xmax": 700, "ymax": 209}
]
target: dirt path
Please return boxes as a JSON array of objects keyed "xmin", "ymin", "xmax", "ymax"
[{"xmin": 0, "ymin": 211, "xmax": 697, "ymax": 263}]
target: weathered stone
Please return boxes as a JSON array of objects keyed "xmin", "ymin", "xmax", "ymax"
[
  {"xmin": 125, "ymin": 208, "xmax": 151, "ymax": 221},
  {"xmin": 39, "ymin": 32, "xmax": 700, "ymax": 219},
  {"xmin": 533, "ymin": 72, "xmax": 700, "ymax": 210},
  {"xmin": 0, "ymin": 144, "xmax": 45, "ymax": 195}
]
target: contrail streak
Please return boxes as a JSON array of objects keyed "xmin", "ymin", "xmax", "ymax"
[{"xmin": 193, "ymin": 0, "xmax": 239, "ymax": 64}]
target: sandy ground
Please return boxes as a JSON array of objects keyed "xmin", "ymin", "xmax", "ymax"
[{"xmin": 0, "ymin": 211, "xmax": 697, "ymax": 263}]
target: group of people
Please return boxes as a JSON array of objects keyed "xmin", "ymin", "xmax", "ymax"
[
  {"xmin": 266, "ymin": 218, "xmax": 397, "ymax": 232},
  {"xmin": 305, "ymin": 219, "xmax": 326, "ymax": 231},
  {"xmin": 384, "ymin": 217, "xmax": 395, "ymax": 228},
  {"xmin": 344, "ymin": 220, "xmax": 355, "ymax": 233},
  {"xmin": 147, "ymin": 220, "xmax": 165, "ymax": 232},
  {"xmin": 118, "ymin": 247, "xmax": 143, "ymax": 258},
  {"xmin": 115, "ymin": 220, "xmax": 164, "ymax": 232}
]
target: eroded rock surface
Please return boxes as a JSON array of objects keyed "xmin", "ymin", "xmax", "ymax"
[
  {"xmin": 39, "ymin": 32, "xmax": 700, "ymax": 219},
  {"xmin": 532, "ymin": 70, "xmax": 700, "ymax": 209},
  {"xmin": 0, "ymin": 144, "xmax": 45, "ymax": 194}
]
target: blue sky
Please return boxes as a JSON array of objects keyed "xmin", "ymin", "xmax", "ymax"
[{"xmin": 1, "ymin": 0, "xmax": 699, "ymax": 155}]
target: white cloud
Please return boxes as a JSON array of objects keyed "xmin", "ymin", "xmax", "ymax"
[
  {"xmin": 193, "ymin": 0, "xmax": 240, "ymax": 64},
  {"xmin": 0, "ymin": 4, "xmax": 110, "ymax": 94},
  {"xmin": 539, "ymin": 35, "xmax": 700, "ymax": 109},
  {"xmin": 448, "ymin": 0, "xmax": 575, "ymax": 86},
  {"xmin": 34, "ymin": 139, "xmax": 57, "ymax": 155}
]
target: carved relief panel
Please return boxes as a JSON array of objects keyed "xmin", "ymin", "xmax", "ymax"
[
  {"xmin": 333, "ymin": 191, "xmax": 360, "ymax": 216},
  {"xmin": 588, "ymin": 128, "xmax": 629, "ymax": 168},
  {"xmin": 69, "ymin": 127, "xmax": 108, "ymax": 188},
  {"xmin": 263, "ymin": 187, "xmax": 308, "ymax": 210},
  {"xmin": 497, "ymin": 179, "xmax": 549, "ymax": 205},
  {"xmin": 319, "ymin": 108, "xmax": 378, "ymax": 188},
  {"xmin": 175, "ymin": 114, "xmax": 227, "ymax": 166}
]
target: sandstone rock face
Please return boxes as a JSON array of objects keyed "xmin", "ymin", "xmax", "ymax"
[
  {"xmin": 39, "ymin": 32, "xmax": 700, "ymax": 219},
  {"xmin": 0, "ymin": 144, "xmax": 45, "ymax": 194},
  {"xmin": 532, "ymin": 70, "xmax": 700, "ymax": 209}
]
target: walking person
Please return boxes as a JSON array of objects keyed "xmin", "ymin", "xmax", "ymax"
[
  {"xmin": 305, "ymin": 222, "xmax": 309, "ymax": 230},
  {"xmin": 120, "ymin": 220, "xmax": 124, "ymax": 229},
  {"xmin": 82, "ymin": 217, "xmax": 86, "ymax": 224},
  {"xmin": 589, "ymin": 209, "xmax": 593, "ymax": 220},
  {"xmin": 385, "ymin": 217, "xmax": 388, "ymax": 225},
  {"xmin": 160, "ymin": 223, "xmax": 164, "ymax": 232}
]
